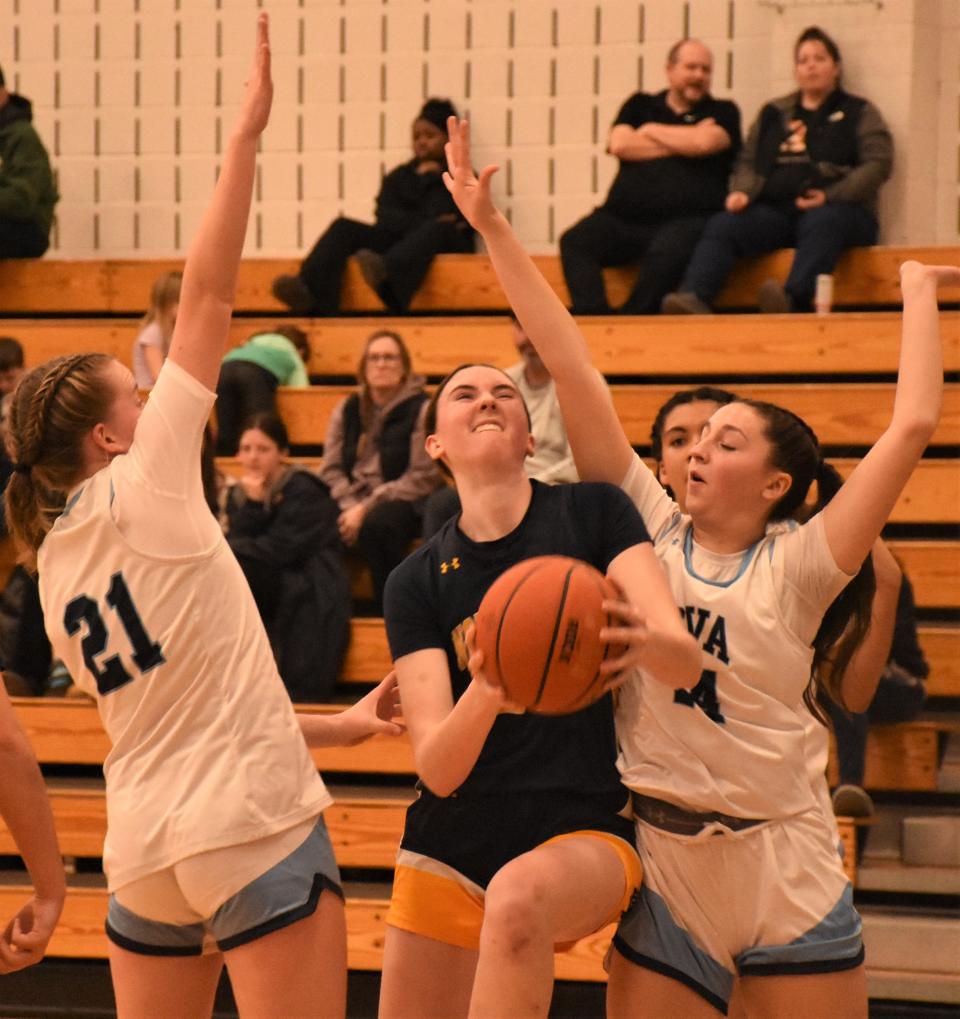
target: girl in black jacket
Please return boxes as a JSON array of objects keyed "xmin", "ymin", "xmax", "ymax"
[
  {"xmin": 223, "ymin": 412, "xmax": 350, "ymax": 702},
  {"xmin": 272, "ymin": 98, "xmax": 474, "ymax": 314}
]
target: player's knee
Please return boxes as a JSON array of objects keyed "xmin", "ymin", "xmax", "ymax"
[{"xmin": 481, "ymin": 870, "xmax": 549, "ymax": 956}]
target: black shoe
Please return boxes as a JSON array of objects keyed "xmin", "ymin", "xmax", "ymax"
[
  {"xmin": 355, "ymin": 249, "xmax": 404, "ymax": 311},
  {"xmin": 271, "ymin": 274, "xmax": 315, "ymax": 314},
  {"xmin": 661, "ymin": 291, "xmax": 712, "ymax": 315},
  {"xmin": 355, "ymin": 248, "xmax": 388, "ymax": 292},
  {"xmin": 832, "ymin": 784, "xmax": 874, "ymax": 818},
  {"xmin": 757, "ymin": 278, "xmax": 792, "ymax": 314}
]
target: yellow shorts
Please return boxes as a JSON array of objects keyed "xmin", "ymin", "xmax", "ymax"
[{"xmin": 386, "ymin": 829, "xmax": 642, "ymax": 951}]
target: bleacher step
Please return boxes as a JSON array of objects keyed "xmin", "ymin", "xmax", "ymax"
[
  {"xmin": 861, "ymin": 909, "xmax": 960, "ymax": 976},
  {"xmin": 902, "ymin": 816, "xmax": 960, "ymax": 868},
  {"xmin": 937, "ymin": 732, "xmax": 960, "ymax": 793},
  {"xmin": 866, "ymin": 968, "xmax": 960, "ymax": 1006}
]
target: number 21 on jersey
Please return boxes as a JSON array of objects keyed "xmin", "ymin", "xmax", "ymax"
[{"xmin": 64, "ymin": 572, "xmax": 165, "ymax": 695}]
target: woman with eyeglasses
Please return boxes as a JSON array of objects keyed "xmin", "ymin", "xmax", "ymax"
[{"xmin": 320, "ymin": 329, "xmax": 443, "ymax": 612}]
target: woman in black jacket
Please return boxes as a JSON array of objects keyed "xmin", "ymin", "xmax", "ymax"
[
  {"xmin": 663, "ymin": 25, "xmax": 893, "ymax": 314},
  {"xmin": 223, "ymin": 412, "xmax": 350, "ymax": 702},
  {"xmin": 272, "ymin": 98, "xmax": 474, "ymax": 314}
]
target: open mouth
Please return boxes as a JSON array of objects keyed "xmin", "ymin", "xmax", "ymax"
[{"xmin": 473, "ymin": 422, "xmax": 504, "ymax": 433}]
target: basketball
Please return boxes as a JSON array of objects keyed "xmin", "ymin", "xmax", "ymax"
[{"xmin": 474, "ymin": 555, "xmax": 625, "ymax": 715}]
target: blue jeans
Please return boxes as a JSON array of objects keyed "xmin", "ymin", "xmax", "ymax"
[{"xmin": 679, "ymin": 202, "xmax": 878, "ymax": 310}]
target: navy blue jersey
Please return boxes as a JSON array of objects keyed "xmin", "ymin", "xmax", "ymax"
[{"xmin": 384, "ymin": 479, "xmax": 650, "ymax": 799}]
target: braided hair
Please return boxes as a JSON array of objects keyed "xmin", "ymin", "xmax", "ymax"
[
  {"xmin": 5, "ymin": 353, "xmax": 114, "ymax": 569},
  {"xmin": 740, "ymin": 399, "xmax": 876, "ymax": 717}
]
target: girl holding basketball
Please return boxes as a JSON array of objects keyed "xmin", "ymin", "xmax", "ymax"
[
  {"xmin": 439, "ymin": 116, "xmax": 957, "ymax": 1019},
  {"xmin": 379, "ymin": 366, "xmax": 700, "ymax": 1018},
  {"xmin": 5, "ymin": 18, "xmax": 400, "ymax": 1019}
]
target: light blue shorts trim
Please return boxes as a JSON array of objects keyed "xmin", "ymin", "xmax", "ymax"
[
  {"xmin": 613, "ymin": 883, "xmax": 864, "ymax": 1015},
  {"xmin": 105, "ymin": 816, "xmax": 342, "ymax": 956}
]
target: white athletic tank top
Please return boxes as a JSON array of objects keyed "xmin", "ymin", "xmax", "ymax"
[
  {"xmin": 616, "ymin": 454, "xmax": 853, "ymax": 820},
  {"xmin": 38, "ymin": 360, "xmax": 331, "ymax": 890}
]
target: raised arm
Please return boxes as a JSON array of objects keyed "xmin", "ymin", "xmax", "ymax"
[
  {"xmin": 442, "ymin": 118, "xmax": 636, "ymax": 486},
  {"xmin": 822, "ymin": 262, "xmax": 960, "ymax": 573},
  {"xmin": 0, "ymin": 684, "xmax": 65, "ymax": 973},
  {"xmin": 167, "ymin": 14, "xmax": 272, "ymax": 391},
  {"xmin": 837, "ymin": 541, "xmax": 901, "ymax": 713}
]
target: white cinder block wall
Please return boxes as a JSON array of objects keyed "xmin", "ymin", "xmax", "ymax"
[{"xmin": 2, "ymin": 0, "xmax": 956, "ymax": 259}]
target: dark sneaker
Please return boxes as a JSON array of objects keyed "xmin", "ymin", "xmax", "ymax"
[
  {"xmin": 832, "ymin": 784, "xmax": 875, "ymax": 818},
  {"xmin": 271, "ymin": 274, "xmax": 315, "ymax": 314},
  {"xmin": 757, "ymin": 278, "xmax": 791, "ymax": 314},
  {"xmin": 355, "ymin": 248, "xmax": 388, "ymax": 293},
  {"xmin": 661, "ymin": 291, "xmax": 712, "ymax": 315}
]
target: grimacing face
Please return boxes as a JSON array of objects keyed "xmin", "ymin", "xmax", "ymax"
[{"xmin": 427, "ymin": 365, "xmax": 533, "ymax": 475}]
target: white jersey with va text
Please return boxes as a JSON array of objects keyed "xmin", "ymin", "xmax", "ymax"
[
  {"xmin": 616, "ymin": 454, "xmax": 853, "ymax": 820},
  {"xmin": 38, "ymin": 360, "xmax": 331, "ymax": 891}
]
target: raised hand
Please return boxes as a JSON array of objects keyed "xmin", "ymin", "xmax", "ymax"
[
  {"xmin": 899, "ymin": 260, "xmax": 960, "ymax": 293},
  {"xmin": 442, "ymin": 117, "xmax": 501, "ymax": 234},
  {"xmin": 235, "ymin": 13, "xmax": 273, "ymax": 142}
]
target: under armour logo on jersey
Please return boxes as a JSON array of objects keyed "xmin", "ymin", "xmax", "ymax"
[{"xmin": 440, "ymin": 557, "xmax": 461, "ymax": 574}]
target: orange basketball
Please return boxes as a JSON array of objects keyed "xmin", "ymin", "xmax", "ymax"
[{"xmin": 474, "ymin": 555, "xmax": 625, "ymax": 715}]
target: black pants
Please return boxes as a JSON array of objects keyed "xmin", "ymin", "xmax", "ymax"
[
  {"xmin": 827, "ymin": 664, "xmax": 927, "ymax": 786},
  {"xmin": 357, "ymin": 499, "xmax": 421, "ymax": 614},
  {"xmin": 215, "ymin": 360, "xmax": 279, "ymax": 456},
  {"xmin": 0, "ymin": 219, "xmax": 49, "ymax": 258},
  {"xmin": 299, "ymin": 216, "xmax": 474, "ymax": 312},
  {"xmin": 559, "ymin": 209, "xmax": 709, "ymax": 314}
]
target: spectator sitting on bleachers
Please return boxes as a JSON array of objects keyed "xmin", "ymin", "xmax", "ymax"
[
  {"xmin": 663, "ymin": 25, "xmax": 893, "ymax": 315},
  {"xmin": 422, "ymin": 314, "xmax": 582, "ymax": 537},
  {"xmin": 828, "ymin": 546, "xmax": 929, "ymax": 818},
  {"xmin": 0, "ymin": 65, "xmax": 58, "ymax": 259},
  {"xmin": 221, "ymin": 413, "xmax": 350, "ymax": 704},
  {"xmin": 215, "ymin": 324, "xmax": 310, "ymax": 455},
  {"xmin": 559, "ymin": 39, "xmax": 741, "ymax": 315},
  {"xmin": 320, "ymin": 329, "xmax": 442, "ymax": 613},
  {"xmin": 271, "ymin": 98, "xmax": 474, "ymax": 315},
  {"xmin": 132, "ymin": 271, "xmax": 180, "ymax": 389}
]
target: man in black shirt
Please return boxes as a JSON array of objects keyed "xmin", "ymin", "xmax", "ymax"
[{"xmin": 560, "ymin": 39, "xmax": 741, "ymax": 315}]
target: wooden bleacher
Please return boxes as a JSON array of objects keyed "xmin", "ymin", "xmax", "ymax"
[
  {"xmin": 1, "ymin": 245, "xmax": 957, "ymax": 992},
  {"xmin": 13, "ymin": 310, "xmax": 960, "ymax": 378},
  {"xmin": 2, "ymin": 246, "xmax": 958, "ymax": 315},
  {"xmin": 270, "ymin": 382, "xmax": 960, "ymax": 448},
  {"xmin": 5, "ymin": 695, "xmax": 878, "ymax": 968}
]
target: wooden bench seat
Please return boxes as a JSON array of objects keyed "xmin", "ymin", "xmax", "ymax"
[
  {"xmin": 272, "ymin": 383, "xmax": 960, "ymax": 448},
  {"xmin": 13, "ymin": 698, "xmax": 958, "ymax": 792},
  {"xmin": 215, "ymin": 457, "xmax": 957, "ymax": 527},
  {"xmin": 0, "ymin": 779, "xmax": 413, "ymax": 871},
  {"xmin": 13, "ymin": 310, "xmax": 960, "ymax": 378},
  {"xmin": 343, "ymin": 619, "xmax": 960, "ymax": 698},
  {"xmin": 1, "ymin": 247, "xmax": 957, "ymax": 314}
]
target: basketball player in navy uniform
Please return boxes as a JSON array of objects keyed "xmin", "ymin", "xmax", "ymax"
[{"xmin": 378, "ymin": 362, "xmax": 700, "ymax": 1018}]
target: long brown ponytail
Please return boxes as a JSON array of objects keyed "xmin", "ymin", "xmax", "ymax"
[
  {"xmin": 5, "ymin": 354, "xmax": 114, "ymax": 569},
  {"xmin": 742, "ymin": 400, "xmax": 876, "ymax": 718}
]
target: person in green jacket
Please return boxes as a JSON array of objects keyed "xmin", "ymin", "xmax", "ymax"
[
  {"xmin": 215, "ymin": 324, "xmax": 311, "ymax": 454},
  {"xmin": 0, "ymin": 66, "xmax": 58, "ymax": 258}
]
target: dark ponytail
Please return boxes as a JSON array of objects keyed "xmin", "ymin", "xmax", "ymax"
[{"xmin": 743, "ymin": 400, "xmax": 876, "ymax": 717}]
